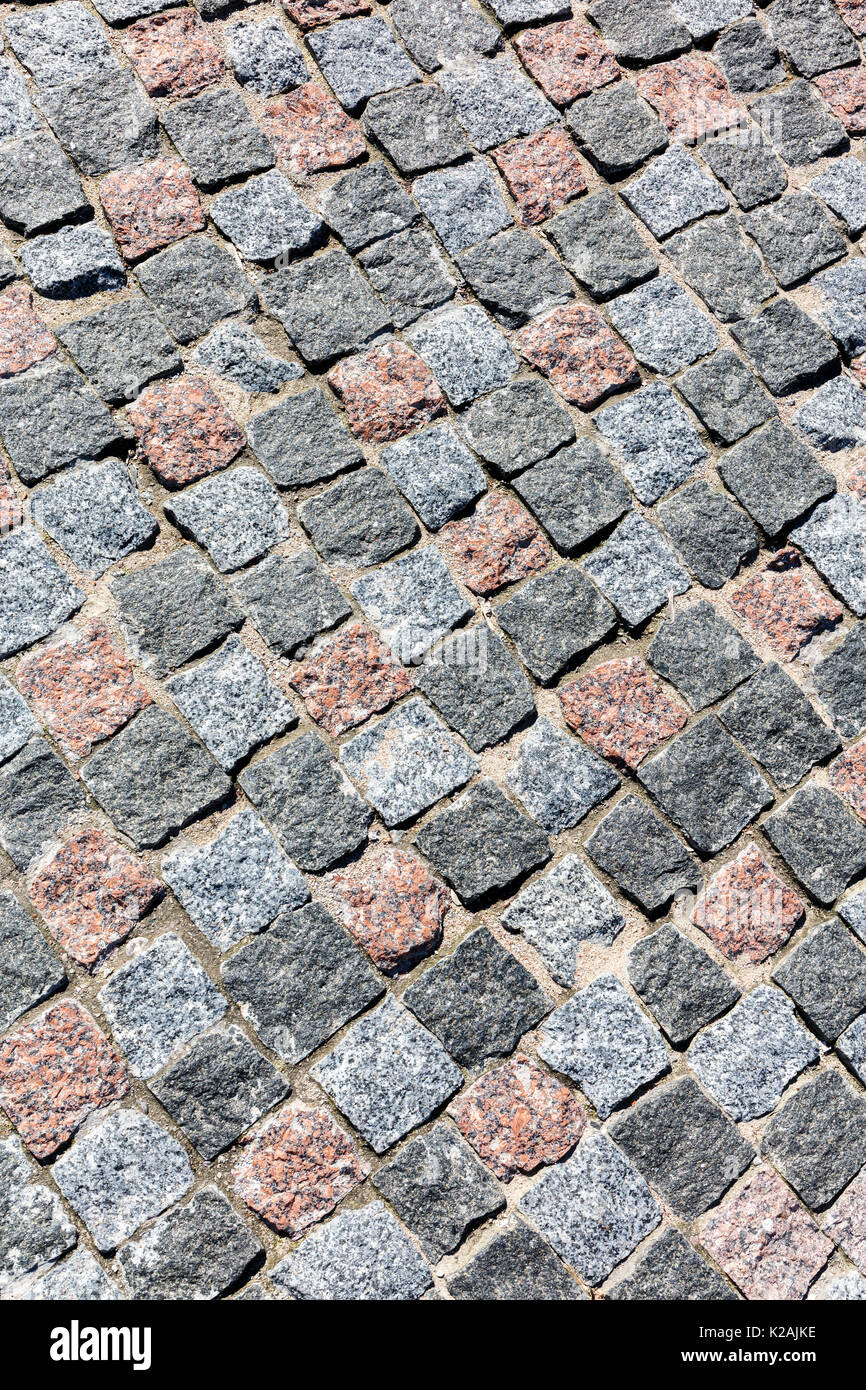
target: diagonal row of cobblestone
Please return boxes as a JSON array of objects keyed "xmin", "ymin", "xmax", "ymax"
[{"xmin": 5, "ymin": 0, "xmax": 866, "ymax": 1302}]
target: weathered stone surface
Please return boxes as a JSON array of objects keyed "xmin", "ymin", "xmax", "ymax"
[
  {"xmin": 609, "ymin": 1077, "xmax": 752, "ymax": 1219},
  {"xmin": 311, "ymin": 995, "xmax": 463, "ymax": 1152},
  {"xmin": 127, "ymin": 376, "xmax": 245, "ymax": 487},
  {"xmin": 585, "ymin": 794, "xmax": 700, "ymax": 913},
  {"xmin": 492, "ymin": 127, "xmax": 587, "ymax": 227},
  {"xmin": 221, "ymin": 902, "xmax": 382, "ymax": 1064},
  {"xmin": 773, "ymin": 918, "xmax": 866, "ymax": 1043},
  {"xmin": 166, "ymin": 468, "xmax": 290, "ymax": 575},
  {"xmin": 165, "ymin": 636, "xmax": 295, "ymax": 771},
  {"xmin": 414, "ymin": 780, "xmax": 551, "ymax": 906},
  {"xmin": 112, "ymin": 547, "xmax": 243, "ymax": 677},
  {"xmin": 81, "ymin": 707, "xmax": 232, "ymax": 849},
  {"xmin": 719, "ymin": 422, "xmax": 835, "ymax": 535},
  {"xmin": 118, "ymin": 1186, "xmax": 262, "ymax": 1300},
  {"xmin": 504, "ymin": 719, "xmax": 617, "ymax": 834},
  {"xmin": 628, "ymin": 924, "xmax": 740, "ymax": 1045},
  {"xmin": 516, "ymin": 302, "xmax": 639, "ymax": 409},
  {"xmin": 0, "ymin": 739, "xmax": 85, "ymax": 869},
  {"xmin": 762, "ymin": 1068, "xmax": 866, "ymax": 1209},
  {"xmin": 730, "ymin": 556, "xmax": 842, "ymax": 661},
  {"xmin": 560, "ymin": 657, "xmax": 686, "ymax": 771},
  {"xmin": 519, "ymin": 1131, "xmax": 662, "ymax": 1285},
  {"xmin": 699, "ymin": 1167, "xmax": 832, "ymax": 1300},
  {"xmin": 439, "ymin": 491, "xmax": 551, "ymax": 595},
  {"xmin": 701, "ymin": 133, "xmax": 788, "ymax": 211},
  {"xmin": 307, "ymin": 17, "xmax": 419, "ymax": 112},
  {"xmin": 239, "ymin": 733, "xmax": 372, "ymax": 871},
  {"xmin": 496, "ymin": 563, "xmax": 617, "ymax": 682},
  {"xmin": 687, "ymin": 985, "xmax": 822, "ymax": 1120},
  {"xmin": 373, "ymin": 1126, "xmax": 504, "ymax": 1260},
  {"xmin": 457, "ymin": 230, "xmax": 574, "ymax": 331},
  {"xmin": 53, "ymin": 1109, "xmax": 193, "ymax": 1252},
  {"xmin": 57, "ymin": 298, "xmax": 180, "ymax": 405},
  {"xmin": 608, "ymin": 1227, "xmax": 736, "ymax": 1301},
  {"xmin": 502, "ymin": 852, "xmax": 624, "ymax": 986},
  {"xmin": 568, "ymin": 80, "xmax": 668, "ymax": 178},
  {"xmin": 210, "ymin": 170, "xmax": 323, "ymax": 262},
  {"xmin": 415, "ymin": 627, "xmax": 534, "ymax": 754},
  {"xmin": 192, "ymin": 324, "xmax": 303, "ymax": 394},
  {"xmin": 98, "ymin": 932, "xmax": 226, "ymax": 1077},
  {"xmin": 351, "ymin": 545, "xmax": 473, "ymax": 665},
  {"xmin": 391, "ymin": 0, "xmax": 498, "ymax": 72},
  {"xmin": 439, "ymin": 57, "xmax": 557, "ymax": 152},
  {"xmin": 160, "ymin": 90, "xmax": 274, "ymax": 190},
  {"xmin": 0, "ymin": 362, "xmax": 123, "ymax": 485},
  {"xmin": 0, "ymin": 527, "xmax": 84, "ymax": 658},
  {"xmin": 635, "ymin": 53, "xmax": 745, "ymax": 144},
  {"xmin": 263, "ymin": 82, "xmax": 365, "ymax": 175},
  {"xmin": 714, "ymin": 17, "xmax": 784, "ymax": 92},
  {"xmin": 227, "ymin": 17, "xmax": 308, "ymax": 98},
  {"xmin": 606, "ymin": 274, "xmax": 718, "ymax": 377},
  {"xmin": 449, "ymin": 1053, "xmax": 585, "ymax": 1181},
  {"xmin": 812, "ymin": 157, "xmax": 866, "ymax": 236},
  {"xmin": 0, "ymin": 891, "xmax": 65, "ymax": 1034},
  {"xmin": 624, "ymin": 145, "xmax": 728, "ymax": 241},
  {"xmin": 587, "ymin": 0, "xmax": 690, "ymax": 64},
  {"xmin": 657, "ymin": 481, "xmax": 758, "ymax": 590},
  {"xmin": 538, "ymin": 973, "xmax": 669, "ymax": 1118},
  {"xmin": 0, "ymin": 1000, "xmax": 128, "ymax": 1158},
  {"xmin": 234, "ymin": 1104, "xmax": 366, "ymax": 1235},
  {"xmin": 447, "ymin": 1219, "xmax": 584, "ymax": 1300},
  {"xmin": 328, "ymin": 845, "xmax": 449, "ymax": 974},
  {"xmin": 340, "ymin": 697, "xmax": 475, "ymax": 825},
  {"xmin": 595, "ymin": 382, "xmax": 705, "ymax": 505},
  {"xmin": 0, "ymin": 133, "xmax": 88, "ymax": 236},
  {"xmin": 719, "ymin": 664, "xmax": 840, "ymax": 790},
  {"xmin": 647, "ymin": 601, "xmax": 759, "ymax": 712},
  {"xmin": 364, "ymin": 85, "xmax": 469, "ymax": 175},
  {"xmin": 404, "ymin": 926, "xmax": 552, "ymax": 1068},
  {"xmin": 163, "ymin": 811, "xmax": 308, "ymax": 953},
  {"xmin": 766, "ymin": 0, "xmax": 858, "ymax": 78},
  {"xmin": 583, "ymin": 513, "xmax": 691, "ymax": 628},
  {"xmin": 247, "ymin": 388, "xmax": 363, "ymax": 488},
  {"xmin": 34, "ymin": 458, "xmax": 157, "ymax": 577},
  {"xmin": 38, "ymin": 68, "xmax": 159, "ymax": 176},
  {"xmin": 263, "ymin": 250, "xmax": 390, "ymax": 367},
  {"xmin": 752, "ymin": 80, "xmax": 847, "ymax": 168},
  {"xmin": 814, "ymin": 624, "xmax": 866, "ymax": 738},
  {"xmin": 271, "ymin": 1201, "xmax": 431, "ymax": 1300},
  {"xmin": 764, "ymin": 784, "xmax": 866, "ymax": 905}
]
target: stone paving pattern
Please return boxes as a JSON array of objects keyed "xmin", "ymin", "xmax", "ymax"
[{"xmin": 5, "ymin": 0, "xmax": 866, "ymax": 1304}]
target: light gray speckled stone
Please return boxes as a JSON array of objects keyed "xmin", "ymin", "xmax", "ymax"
[
  {"xmin": 165, "ymin": 467, "xmax": 290, "ymax": 575},
  {"xmin": 271, "ymin": 1201, "xmax": 431, "ymax": 1300},
  {"xmin": 502, "ymin": 852, "xmax": 625, "ymax": 987},
  {"xmin": 0, "ymin": 62, "xmax": 40, "ymax": 142},
  {"xmin": 439, "ymin": 57, "xmax": 557, "ymax": 152},
  {"xmin": 162, "ymin": 811, "xmax": 309, "ymax": 953},
  {"xmin": 489, "ymin": 0, "xmax": 569, "ymax": 19},
  {"xmin": 18, "ymin": 1248, "xmax": 124, "ymax": 1301},
  {"xmin": 607, "ymin": 274, "xmax": 718, "ymax": 376},
  {"xmin": 52, "ymin": 1110, "xmax": 193, "ymax": 1252},
  {"xmin": 793, "ymin": 377, "xmax": 866, "ymax": 452},
  {"xmin": 19, "ymin": 223, "xmax": 124, "ymax": 298},
  {"xmin": 165, "ymin": 635, "xmax": 296, "ymax": 772},
  {"xmin": 227, "ymin": 17, "xmax": 308, "ymax": 97},
  {"xmin": 0, "ymin": 1139, "xmax": 77, "ymax": 1291},
  {"xmin": 812, "ymin": 158, "xmax": 866, "ymax": 237},
  {"xmin": 5, "ymin": 3, "xmax": 117, "ymax": 87},
  {"xmin": 595, "ymin": 382, "xmax": 707, "ymax": 506},
  {"xmin": 519, "ymin": 1131, "xmax": 662, "ymax": 1286},
  {"xmin": 311, "ymin": 995, "xmax": 463, "ymax": 1152},
  {"xmin": 815, "ymin": 261, "xmax": 866, "ymax": 358},
  {"xmin": 33, "ymin": 459, "xmax": 157, "ymax": 577},
  {"xmin": 819, "ymin": 1273, "xmax": 866, "ymax": 1300},
  {"xmin": 412, "ymin": 159, "xmax": 512, "ymax": 254},
  {"xmin": 98, "ymin": 932, "xmax": 227, "ymax": 1078},
  {"xmin": 836, "ymin": 1012, "xmax": 866, "ymax": 1084},
  {"xmin": 340, "ymin": 696, "xmax": 476, "ymax": 826},
  {"xmin": 406, "ymin": 303, "xmax": 517, "ymax": 406},
  {"xmin": 307, "ymin": 17, "xmax": 419, "ymax": 112},
  {"xmin": 382, "ymin": 423, "xmax": 486, "ymax": 530},
  {"xmin": 505, "ymin": 720, "xmax": 619, "ymax": 836},
  {"xmin": 192, "ymin": 323, "xmax": 303, "ymax": 394},
  {"xmin": 840, "ymin": 887, "xmax": 866, "ymax": 944},
  {"xmin": 0, "ymin": 676, "xmax": 38, "ymax": 765},
  {"xmin": 583, "ymin": 513, "xmax": 691, "ymax": 627},
  {"xmin": 391, "ymin": 0, "xmax": 500, "ymax": 73},
  {"xmin": 791, "ymin": 493, "xmax": 866, "ymax": 618},
  {"xmin": 672, "ymin": 0, "xmax": 753, "ymax": 38},
  {"xmin": 624, "ymin": 145, "xmax": 728, "ymax": 240},
  {"xmin": 210, "ymin": 170, "xmax": 324, "ymax": 263},
  {"xmin": 538, "ymin": 973, "xmax": 670, "ymax": 1117},
  {"xmin": 0, "ymin": 527, "xmax": 84, "ymax": 660},
  {"xmin": 687, "ymin": 984, "xmax": 822, "ymax": 1121},
  {"xmin": 351, "ymin": 544, "xmax": 473, "ymax": 664}
]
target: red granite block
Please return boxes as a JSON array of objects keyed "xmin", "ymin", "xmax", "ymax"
[
  {"xmin": 282, "ymin": 0, "xmax": 371, "ymax": 27},
  {"xmin": 824, "ymin": 1167, "xmax": 866, "ymax": 1269},
  {"xmin": 449, "ymin": 1053, "xmax": 585, "ymax": 1181},
  {"xmin": 327, "ymin": 845, "xmax": 450, "ymax": 973},
  {"xmin": 328, "ymin": 340, "xmax": 446, "ymax": 444},
  {"xmin": 830, "ymin": 741, "xmax": 866, "ymax": 821},
  {"xmin": 438, "ymin": 490, "xmax": 552, "ymax": 594},
  {"xmin": 263, "ymin": 83, "xmax": 366, "ymax": 175},
  {"xmin": 127, "ymin": 375, "xmax": 245, "ymax": 487},
  {"xmin": 0, "ymin": 285, "xmax": 55, "ymax": 378},
  {"xmin": 836, "ymin": 0, "xmax": 866, "ymax": 37},
  {"xmin": 730, "ymin": 556, "xmax": 843, "ymax": 660},
  {"xmin": 815, "ymin": 66, "xmax": 866, "ymax": 134},
  {"xmin": 514, "ymin": 20, "xmax": 619, "ymax": 105},
  {"xmin": 234, "ymin": 1104, "xmax": 367, "ymax": 1235},
  {"xmin": 0, "ymin": 481, "xmax": 23, "ymax": 533},
  {"xmin": 290, "ymin": 621, "xmax": 412, "ymax": 736},
  {"xmin": 121, "ymin": 9, "xmax": 226, "ymax": 97},
  {"xmin": 492, "ymin": 128, "xmax": 587, "ymax": 226},
  {"xmin": 559, "ymin": 656, "xmax": 687, "ymax": 770},
  {"xmin": 514, "ymin": 304, "xmax": 639, "ymax": 409},
  {"xmin": 699, "ymin": 1167, "xmax": 832, "ymax": 1300},
  {"xmin": 99, "ymin": 159, "xmax": 205, "ymax": 263},
  {"xmin": 692, "ymin": 843, "xmax": 806, "ymax": 965},
  {"xmin": 16, "ymin": 621, "xmax": 151, "ymax": 759},
  {"xmin": 0, "ymin": 1000, "xmax": 128, "ymax": 1158},
  {"xmin": 635, "ymin": 55, "xmax": 745, "ymax": 143},
  {"xmin": 29, "ymin": 829, "xmax": 162, "ymax": 969}
]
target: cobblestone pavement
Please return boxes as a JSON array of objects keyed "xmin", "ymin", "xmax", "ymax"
[{"xmin": 5, "ymin": 0, "xmax": 866, "ymax": 1305}]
